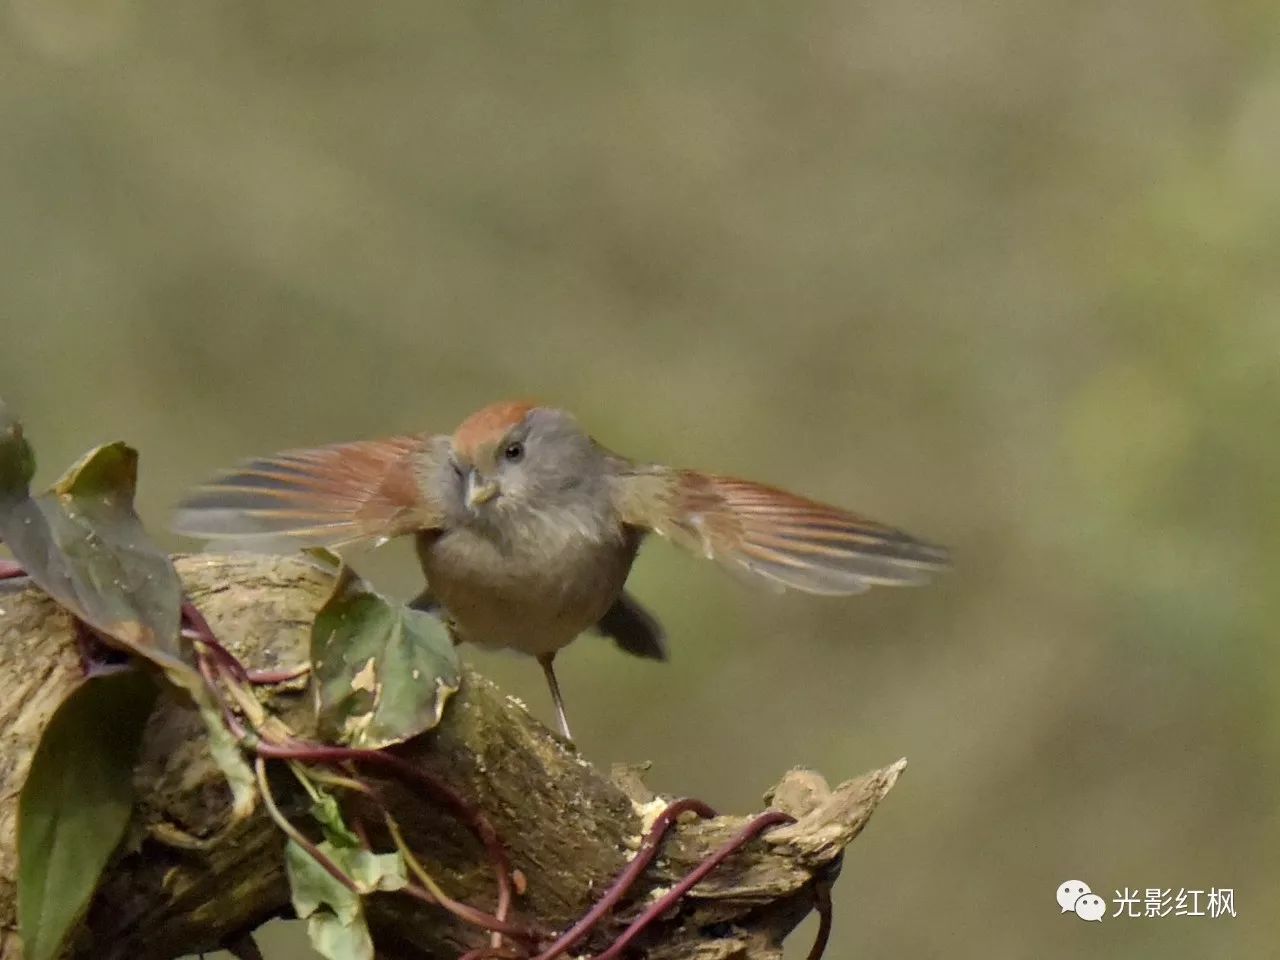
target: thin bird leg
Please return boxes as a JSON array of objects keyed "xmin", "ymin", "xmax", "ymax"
[{"xmin": 537, "ymin": 654, "xmax": 573, "ymax": 741}]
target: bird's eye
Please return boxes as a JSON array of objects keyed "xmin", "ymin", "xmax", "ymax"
[{"xmin": 503, "ymin": 441, "xmax": 525, "ymax": 463}]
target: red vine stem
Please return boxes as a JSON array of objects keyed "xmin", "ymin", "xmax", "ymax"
[
  {"xmin": 532, "ymin": 797, "xmax": 716, "ymax": 960},
  {"xmin": 182, "ymin": 597, "xmax": 519, "ymax": 943},
  {"xmin": 592, "ymin": 810, "xmax": 797, "ymax": 960},
  {"xmin": 16, "ymin": 559, "xmax": 837, "ymax": 958},
  {"xmin": 245, "ymin": 664, "xmax": 311, "ymax": 685},
  {"xmin": 386, "ymin": 809, "xmax": 537, "ymax": 941},
  {"xmin": 252, "ymin": 739, "xmax": 515, "ymax": 932},
  {"xmin": 254, "ymin": 756, "xmax": 358, "ymax": 894},
  {"xmin": 808, "ymin": 876, "xmax": 834, "ymax": 960},
  {"xmin": 399, "ymin": 882, "xmax": 534, "ymax": 942}
]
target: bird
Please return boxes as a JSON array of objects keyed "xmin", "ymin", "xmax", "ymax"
[{"xmin": 173, "ymin": 400, "xmax": 950, "ymax": 740}]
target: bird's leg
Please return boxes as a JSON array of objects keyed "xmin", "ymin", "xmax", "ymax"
[{"xmin": 537, "ymin": 653, "xmax": 573, "ymax": 741}]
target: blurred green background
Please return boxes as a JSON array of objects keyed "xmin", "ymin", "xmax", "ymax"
[{"xmin": 2, "ymin": 2, "xmax": 1276, "ymax": 957}]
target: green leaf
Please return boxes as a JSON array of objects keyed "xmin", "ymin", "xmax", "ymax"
[
  {"xmin": 345, "ymin": 848, "xmax": 408, "ymax": 895},
  {"xmin": 0, "ymin": 410, "xmax": 254, "ymax": 817},
  {"xmin": 0, "ymin": 431, "xmax": 186, "ymax": 672},
  {"xmin": 287, "ymin": 841, "xmax": 361, "ymax": 926},
  {"xmin": 311, "ymin": 566, "xmax": 460, "ymax": 749},
  {"xmin": 18, "ymin": 670, "xmax": 159, "ymax": 960},
  {"xmin": 305, "ymin": 914, "xmax": 374, "ymax": 960},
  {"xmin": 310, "ymin": 790, "xmax": 363, "ymax": 849},
  {"xmin": 194, "ymin": 690, "xmax": 258, "ymax": 820},
  {"xmin": 285, "ymin": 840, "xmax": 407, "ymax": 960}
]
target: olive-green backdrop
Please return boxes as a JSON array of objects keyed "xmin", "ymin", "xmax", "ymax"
[{"xmin": 1, "ymin": 3, "xmax": 1274, "ymax": 957}]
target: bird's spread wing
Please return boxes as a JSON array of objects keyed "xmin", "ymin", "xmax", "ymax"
[
  {"xmin": 611, "ymin": 463, "xmax": 950, "ymax": 595},
  {"xmin": 173, "ymin": 434, "xmax": 449, "ymax": 550}
]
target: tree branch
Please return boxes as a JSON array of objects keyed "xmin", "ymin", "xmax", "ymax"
[{"xmin": 0, "ymin": 554, "xmax": 904, "ymax": 960}]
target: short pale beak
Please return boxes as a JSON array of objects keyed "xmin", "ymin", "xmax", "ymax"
[{"xmin": 465, "ymin": 471, "xmax": 500, "ymax": 510}]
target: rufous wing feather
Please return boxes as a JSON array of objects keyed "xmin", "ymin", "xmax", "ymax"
[
  {"xmin": 173, "ymin": 434, "xmax": 447, "ymax": 550},
  {"xmin": 614, "ymin": 465, "xmax": 950, "ymax": 595}
]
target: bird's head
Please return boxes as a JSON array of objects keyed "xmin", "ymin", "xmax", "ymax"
[{"xmin": 447, "ymin": 401, "xmax": 604, "ymax": 522}]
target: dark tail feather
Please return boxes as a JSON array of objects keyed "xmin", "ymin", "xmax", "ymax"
[{"xmin": 597, "ymin": 592, "xmax": 668, "ymax": 661}]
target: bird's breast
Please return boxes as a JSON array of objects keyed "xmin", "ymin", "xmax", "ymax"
[{"xmin": 416, "ymin": 510, "xmax": 639, "ymax": 657}]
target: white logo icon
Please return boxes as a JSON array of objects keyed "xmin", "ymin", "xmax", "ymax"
[
  {"xmin": 1075, "ymin": 893, "xmax": 1106, "ymax": 922},
  {"xmin": 1057, "ymin": 880, "xmax": 1104, "ymax": 921}
]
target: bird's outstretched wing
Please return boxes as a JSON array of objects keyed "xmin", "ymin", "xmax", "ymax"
[
  {"xmin": 173, "ymin": 434, "xmax": 450, "ymax": 551},
  {"xmin": 611, "ymin": 463, "xmax": 950, "ymax": 595}
]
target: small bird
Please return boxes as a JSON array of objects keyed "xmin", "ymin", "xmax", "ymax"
[{"xmin": 174, "ymin": 401, "xmax": 949, "ymax": 739}]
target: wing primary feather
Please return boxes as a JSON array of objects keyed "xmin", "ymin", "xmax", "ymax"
[
  {"xmin": 614, "ymin": 467, "xmax": 951, "ymax": 595},
  {"xmin": 172, "ymin": 434, "xmax": 440, "ymax": 550}
]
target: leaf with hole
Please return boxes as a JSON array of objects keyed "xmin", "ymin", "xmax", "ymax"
[
  {"xmin": 18, "ymin": 669, "xmax": 159, "ymax": 960},
  {"xmin": 311, "ymin": 565, "xmax": 460, "ymax": 749}
]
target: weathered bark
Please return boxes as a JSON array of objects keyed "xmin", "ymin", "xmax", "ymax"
[{"xmin": 0, "ymin": 554, "xmax": 904, "ymax": 960}]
